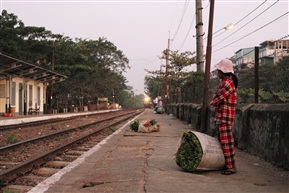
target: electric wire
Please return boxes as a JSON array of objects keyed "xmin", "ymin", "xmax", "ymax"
[
  {"xmin": 171, "ymin": 0, "xmax": 190, "ymax": 43},
  {"xmin": 241, "ymin": 49, "xmax": 255, "ymax": 58},
  {"xmin": 212, "ymin": 34, "xmax": 288, "ymax": 71},
  {"xmin": 233, "ymin": 0, "xmax": 268, "ymax": 27},
  {"xmin": 213, "ymin": 11, "xmax": 289, "ymax": 53},
  {"xmin": 178, "ymin": 11, "xmax": 196, "ymax": 50},
  {"xmin": 214, "ymin": 0, "xmax": 279, "ymax": 47},
  {"xmin": 240, "ymin": 34, "xmax": 289, "ymax": 59},
  {"xmin": 170, "ymin": 1, "xmax": 179, "ymax": 31},
  {"xmin": 203, "ymin": 0, "xmax": 210, "ymax": 9},
  {"xmin": 235, "ymin": 42, "xmax": 288, "ymax": 69},
  {"xmin": 204, "ymin": 0, "xmax": 267, "ymax": 41}
]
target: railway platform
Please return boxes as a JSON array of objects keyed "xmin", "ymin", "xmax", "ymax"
[
  {"xmin": 0, "ymin": 109, "xmax": 119, "ymax": 126},
  {"xmin": 27, "ymin": 108, "xmax": 288, "ymax": 193}
]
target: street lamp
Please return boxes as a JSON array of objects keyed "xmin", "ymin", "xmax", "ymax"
[
  {"xmin": 225, "ymin": 23, "xmax": 234, "ymax": 30},
  {"xmin": 204, "ymin": 23, "xmax": 234, "ymax": 40}
]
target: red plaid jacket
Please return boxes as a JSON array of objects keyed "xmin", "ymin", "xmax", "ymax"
[{"xmin": 210, "ymin": 78, "xmax": 237, "ymax": 125}]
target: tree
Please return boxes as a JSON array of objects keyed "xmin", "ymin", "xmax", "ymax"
[
  {"xmin": 0, "ymin": 10, "xmax": 57, "ymax": 63},
  {"xmin": 144, "ymin": 75, "xmax": 164, "ymax": 99},
  {"xmin": 235, "ymin": 56, "xmax": 289, "ymax": 103},
  {"xmin": 145, "ymin": 50, "xmax": 197, "ymax": 103},
  {"xmin": 1, "ymin": 10, "xmax": 135, "ymax": 110}
]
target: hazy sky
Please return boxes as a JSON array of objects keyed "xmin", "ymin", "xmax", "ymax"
[{"xmin": 1, "ymin": 0, "xmax": 288, "ymax": 95}]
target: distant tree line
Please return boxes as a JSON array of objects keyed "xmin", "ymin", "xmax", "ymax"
[{"xmin": 0, "ymin": 10, "xmax": 145, "ymax": 109}]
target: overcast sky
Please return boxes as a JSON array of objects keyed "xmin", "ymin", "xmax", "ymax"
[{"xmin": 1, "ymin": 0, "xmax": 288, "ymax": 95}]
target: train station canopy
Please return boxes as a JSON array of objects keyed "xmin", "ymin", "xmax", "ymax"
[{"xmin": 0, "ymin": 52, "xmax": 67, "ymax": 84}]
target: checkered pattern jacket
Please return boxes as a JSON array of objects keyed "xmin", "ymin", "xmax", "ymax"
[{"xmin": 210, "ymin": 78, "xmax": 237, "ymax": 125}]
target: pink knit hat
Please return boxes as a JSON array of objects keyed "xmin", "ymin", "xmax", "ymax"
[{"xmin": 214, "ymin": 59, "xmax": 234, "ymax": 74}]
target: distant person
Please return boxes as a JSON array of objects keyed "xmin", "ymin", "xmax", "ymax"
[
  {"xmin": 210, "ymin": 59, "xmax": 238, "ymax": 175},
  {"xmin": 158, "ymin": 98, "xmax": 163, "ymax": 107},
  {"xmin": 153, "ymin": 97, "xmax": 159, "ymax": 108},
  {"xmin": 154, "ymin": 98, "xmax": 164, "ymax": 114}
]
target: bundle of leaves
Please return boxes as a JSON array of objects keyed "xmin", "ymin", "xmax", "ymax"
[
  {"xmin": 175, "ymin": 131, "xmax": 203, "ymax": 172},
  {"xmin": 129, "ymin": 120, "xmax": 140, "ymax": 132},
  {"xmin": 150, "ymin": 119, "xmax": 157, "ymax": 126}
]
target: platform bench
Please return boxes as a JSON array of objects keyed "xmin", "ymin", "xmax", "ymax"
[{"xmin": 28, "ymin": 107, "xmax": 40, "ymax": 115}]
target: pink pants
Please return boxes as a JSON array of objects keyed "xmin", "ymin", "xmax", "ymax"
[{"xmin": 217, "ymin": 123, "xmax": 236, "ymax": 169}]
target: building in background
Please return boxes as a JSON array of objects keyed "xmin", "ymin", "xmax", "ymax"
[
  {"xmin": 0, "ymin": 52, "xmax": 66, "ymax": 116},
  {"xmin": 235, "ymin": 47, "xmax": 255, "ymax": 69},
  {"xmin": 259, "ymin": 40, "xmax": 275, "ymax": 65},
  {"xmin": 274, "ymin": 39, "xmax": 289, "ymax": 64},
  {"xmin": 235, "ymin": 39, "xmax": 289, "ymax": 69}
]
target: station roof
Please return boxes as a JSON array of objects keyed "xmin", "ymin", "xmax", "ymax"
[{"xmin": 0, "ymin": 52, "xmax": 67, "ymax": 84}]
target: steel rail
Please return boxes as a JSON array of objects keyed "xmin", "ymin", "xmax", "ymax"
[
  {"xmin": 0, "ymin": 110, "xmax": 142, "ymax": 186},
  {"xmin": 0, "ymin": 111, "xmax": 117, "ymax": 131},
  {"xmin": 0, "ymin": 111, "xmax": 135, "ymax": 154}
]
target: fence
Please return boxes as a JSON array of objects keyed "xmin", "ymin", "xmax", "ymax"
[{"xmin": 170, "ymin": 55, "xmax": 289, "ymax": 105}]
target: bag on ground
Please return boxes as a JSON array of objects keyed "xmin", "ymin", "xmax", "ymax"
[
  {"xmin": 175, "ymin": 131, "xmax": 225, "ymax": 172},
  {"xmin": 138, "ymin": 120, "xmax": 160, "ymax": 133}
]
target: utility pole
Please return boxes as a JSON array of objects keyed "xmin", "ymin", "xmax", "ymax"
[
  {"xmin": 196, "ymin": 0, "xmax": 204, "ymax": 72},
  {"xmin": 201, "ymin": 0, "xmax": 215, "ymax": 133},
  {"xmin": 254, "ymin": 46, "xmax": 259, "ymax": 104},
  {"xmin": 165, "ymin": 33, "xmax": 172, "ymax": 105},
  {"xmin": 50, "ymin": 40, "xmax": 55, "ymax": 114}
]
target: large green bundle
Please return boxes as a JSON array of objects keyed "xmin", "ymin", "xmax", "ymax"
[
  {"xmin": 175, "ymin": 131, "xmax": 203, "ymax": 172},
  {"xmin": 129, "ymin": 120, "xmax": 139, "ymax": 132}
]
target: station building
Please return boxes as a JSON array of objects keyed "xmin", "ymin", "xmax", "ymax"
[{"xmin": 0, "ymin": 52, "xmax": 67, "ymax": 116}]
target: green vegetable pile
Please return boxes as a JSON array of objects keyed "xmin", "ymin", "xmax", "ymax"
[
  {"xmin": 129, "ymin": 120, "xmax": 140, "ymax": 132},
  {"xmin": 150, "ymin": 119, "xmax": 157, "ymax": 126},
  {"xmin": 175, "ymin": 131, "xmax": 203, "ymax": 172}
]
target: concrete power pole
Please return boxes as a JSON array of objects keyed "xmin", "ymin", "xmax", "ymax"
[
  {"xmin": 50, "ymin": 40, "xmax": 55, "ymax": 114},
  {"xmin": 165, "ymin": 36, "xmax": 171, "ymax": 105},
  {"xmin": 195, "ymin": 0, "xmax": 204, "ymax": 72}
]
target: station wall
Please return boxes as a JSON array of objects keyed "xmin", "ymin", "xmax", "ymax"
[{"xmin": 165, "ymin": 103, "xmax": 289, "ymax": 170}]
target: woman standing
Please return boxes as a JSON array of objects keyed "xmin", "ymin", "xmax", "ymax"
[{"xmin": 210, "ymin": 59, "xmax": 238, "ymax": 175}]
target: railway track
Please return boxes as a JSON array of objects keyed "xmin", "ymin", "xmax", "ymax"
[
  {"xmin": 0, "ymin": 110, "xmax": 118, "ymax": 131},
  {"xmin": 0, "ymin": 110, "xmax": 131, "ymax": 148},
  {"xmin": 0, "ymin": 109, "xmax": 143, "ymax": 193}
]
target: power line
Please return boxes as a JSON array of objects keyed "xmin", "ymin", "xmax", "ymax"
[
  {"xmin": 178, "ymin": 13, "xmax": 195, "ymax": 50},
  {"xmin": 242, "ymin": 48, "xmax": 255, "ymax": 58},
  {"xmin": 203, "ymin": 0, "xmax": 210, "ymax": 9},
  {"xmin": 172, "ymin": 0, "xmax": 190, "ymax": 42},
  {"xmin": 214, "ymin": 0, "xmax": 279, "ymax": 47},
  {"xmin": 240, "ymin": 34, "xmax": 289, "ymax": 58},
  {"xmin": 233, "ymin": 0, "xmax": 268, "ymax": 26},
  {"xmin": 212, "ymin": 34, "xmax": 288, "ymax": 70},
  {"xmin": 204, "ymin": 0, "xmax": 267, "ymax": 41},
  {"xmin": 213, "ymin": 11, "xmax": 289, "ymax": 53},
  {"xmin": 169, "ymin": 1, "xmax": 179, "ymax": 30}
]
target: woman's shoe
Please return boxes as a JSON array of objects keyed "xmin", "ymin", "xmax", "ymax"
[{"xmin": 221, "ymin": 166, "xmax": 237, "ymax": 175}]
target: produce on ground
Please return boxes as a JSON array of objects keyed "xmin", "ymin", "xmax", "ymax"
[
  {"xmin": 129, "ymin": 119, "xmax": 160, "ymax": 133},
  {"xmin": 175, "ymin": 131, "xmax": 203, "ymax": 172},
  {"xmin": 129, "ymin": 120, "xmax": 140, "ymax": 132},
  {"xmin": 143, "ymin": 119, "xmax": 151, "ymax": 127},
  {"xmin": 153, "ymin": 123, "xmax": 160, "ymax": 132},
  {"xmin": 150, "ymin": 119, "xmax": 157, "ymax": 126}
]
